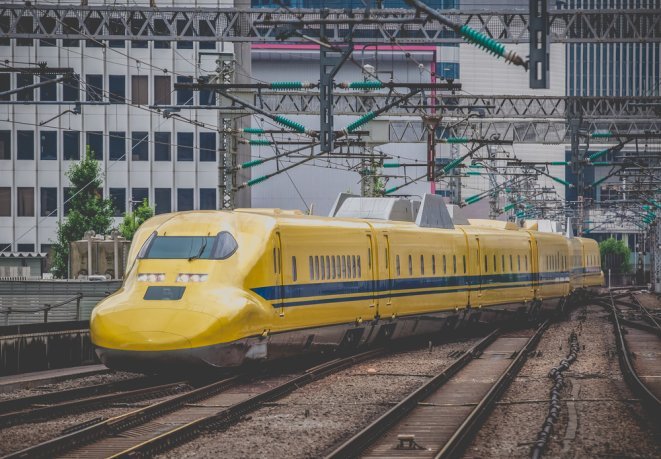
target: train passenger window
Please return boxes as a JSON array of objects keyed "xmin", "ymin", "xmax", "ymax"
[
  {"xmin": 510, "ymin": 255, "xmax": 513, "ymax": 271},
  {"xmin": 525, "ymin": 255, "xmax": 528, "ymax": 271},
  {"xmin": 277, "ymin": 248, "xmax": 281, "ymax": 273},
  {"xmin": 342, "ymin": 255, "xmax": 347, "ymax": 278},
  {"xmin": 484, "ymin": 255, "xmax": 488, "ymax": 273},
  {"xmin": 453, "ymin": 255, "xmax": 457, "ymax": 274},
  {"xmin": 367, "ymin": 248, "xmax": 371, "ymax": 270},
  {"xmin": 502, "ymin": 255, "xmax": 505, "ymax": 272},
  {"xmin": 518, "ymin": 255, "xmax": 521, "ymax": 271},
  {"xmin": 408, "ymin": 254, "xmax": 413, "ymax": 276},
  {"xmin": 432, "ymin": 255, "xmax": 436, "ymax": 275},
  {"xmin": 420, "ymin": 255, "xmax": 424, "ymax": 275},
  {"xmin": 384, "ymin": 248, "xmax": 388, "ymax": 267},
  {"xmin": 493, "ymin": 255, "xmax": 497, "ymax": 273},
  {"xmin": 396, "ymin": 255, "xmax": 401, "ymax": 277},
  {"xmin": 443, "ymin": 255, "xmax": 447, "ymax": 274},
  {"xmin": 463, "ymin": 256, "xmax": 466, "ymax": 274},
  {"xmin": 321, "ymin": 256, "xmax": 326, "ymax": 280},
  {"xmin": 292, "ymin": 256, "xmax": 297, "ymax": 282},
  {"xmin": 326, "ymin": 256, "xmax": 331, "ymax": 279},
  {"xmin": 336, "ymin": 256, "xmax": 341, "ymax": 278},
  {"xmin": 315, "ymin": 256, "xmax": 320, "ymax": 280},
  {"xmin": 353, "ymin": 255, "xmax": 357, "ymax": 278},
  {"xmin": 309, "ymin": 256, "xmax": 313, "ymax": 280},
  {"xmin": 357, "ymin": 256, "xmax": 362, "ymax": 278}
]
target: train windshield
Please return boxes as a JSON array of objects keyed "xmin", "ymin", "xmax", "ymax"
[{"xmin": 139, "ymin": 232, "xmax": 238, "ymax": 260}]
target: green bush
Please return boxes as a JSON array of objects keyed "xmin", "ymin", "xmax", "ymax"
[{"xmin": 599, "ymin": 237, "xmax": 631, "ymax": 273}]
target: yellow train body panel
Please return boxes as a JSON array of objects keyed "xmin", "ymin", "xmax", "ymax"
[{"xmin": 90, "ymin": 208, "xmax": 604, "ymax": 370}]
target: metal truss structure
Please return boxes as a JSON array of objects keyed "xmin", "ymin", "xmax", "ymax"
[
  {"xmin": 253, "ymin": 93, "xmax": 661, "ymax": 144},
  {"xmin": 0, "ymin": 5, "xmax": 659, "ymax": 44}
]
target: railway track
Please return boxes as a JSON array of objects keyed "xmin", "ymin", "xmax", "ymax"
[
  {"xmin": 0, "ymin": 376, "xmax": 190, "ymax": 428},
  {"xmin": 5, "ymin": 349, "xmax": 386, "ymax": 459},
  {"xmin": 601, "ymin": 290, "xmax": 661, "ymax": 422},
  {"xmin": 325, "ymin": 322, "xmax": 548, "ymax": 459}
]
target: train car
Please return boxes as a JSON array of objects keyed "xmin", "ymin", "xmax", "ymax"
[{"xmin": 90, "ymin": 194, "xmax": 603, "ymax": 371}]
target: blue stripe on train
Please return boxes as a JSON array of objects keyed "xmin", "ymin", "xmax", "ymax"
[{"xmin": 251, "ymin": 271, "xmax": 574, "ymax": 306}]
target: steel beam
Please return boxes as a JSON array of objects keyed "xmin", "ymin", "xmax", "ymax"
[{"xmin": 0, "ymin": 6, "xmax": 659, "ymax": 43}]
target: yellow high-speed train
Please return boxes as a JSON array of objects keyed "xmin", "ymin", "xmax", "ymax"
[{"xmin": 91, "ymin": 195, "xmax": 603, "ymax": 371}]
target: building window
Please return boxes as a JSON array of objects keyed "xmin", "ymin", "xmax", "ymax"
[
  {"xmin": 85, "ymin": 16, "xmax": 103, "ymax": 48},
  {"xmin": 63, "ymin": 74, "xmax": 80, "ymax": 101},
  {"xmin": 0, "ymin": 15, "xmax": 8, "ymax": 46},
  {"xmin": 131, "ymin": 75, "xmax": 148, "ymax": 105},
  {"xmin": 109, "ymin": 188, "xmax": 126, "ymax": 216},
  {"xmin": 63, "ymin": 187, "xmax": 73, "ymax": 215},
  {"xmin": 108, "ymin": 17, "xmax": 125, "ymax": 48},
  {"xmin": 0, "ymin": 74, "xmax": 9, "ymax": 101},
  {"xmin": 154, "ymin": 132, "xmax": 171, "ymax": 161},
  {"xmin": 177, "ymin": 188, "xmax": 194, "ymax": 211},
  {"xmin": 86, "ymin": 131, "xmax": 103, "ymax": 160},
  {"xmin": 17, "ymin": 130, "xmax": 34, "ymax": 160},
  {"xmin": 16, "ymin": 17, "xmax": 33, "ymax": 47},
  {"xmin": 40, "ymin": 75, "xmax": 57, "ymax": 101},
  {"xmin": 109, "ymin": 132, "xmax": 126, "ymax": 161},
  {"xmin": 200, "ymin": 86, "xmax": 216, "ymax": 105},
  {"xmin": 0, "ymin": 187, "xmax": 10, "ymax": 216},
  {"xmin": 130, "ymin": 16, "xmax": 148, "ymax": 49},
  {"xmin": 62, "ymin": 17, "xmax": 80, "ymax": 47},
  {"xmin": 40, "ymin": 131, "xmax": 57, "ymax": 160},
  {"xmin": 17, "ymin": 243, "xmax": 34, "ymax": 252},
  {"xmin": 177, "ymin": 132, "xmax": 194, "ymax": 161},
  {"xmin": 40, "ymin": 187, "xmax": 57, "ymax": 217},
  {"xmin": 63, "ymin": 131, "xmax": 80, "ymax": 160},
  {"xmin": 200, "ymin": 188, "xmax": 216, "ymax": 210},
  {"xmin": 176, "ymin": 19, "xmax": 193, "ymax": 49},
  {"xmin": 199, "ymin": 19, "xmax": 216, "ymax": 50},
  {"xmin": 154, "ymin": 188, "xmax": 171, "ymax": 214},
  {"xmin": 131, "ymin": 131, "xmax": 148, "ymax": 161},
  {"xmin": 109, "ymin": 75, "xmax": 125, "ymax": 103},
  {"xmin": 199, "ymin": 132, "xmax": 216, "ymax": 162},
  {"xmin": 154, "ymin": 76, "xmax": 171, "ymax": 105},
  {"xmin": 17, "ymin": 74, "xmax": 34, "ymax": 101},
  {"xmin": 17, "ymin": 187, "xmax": 34, "ymax": 216},
  {"xmin": 176, "ymin": 76, "xmax": 193, "ymax": 105},
  {"xmin": 0, "ymin": 130, "xmax": 10, "ymax": 160},
  {"xmin": 153, "ymin": 19, "xmax": 170, "ymax": 48},
  {"xmin": 131, "ymin": 188, "xmax": 148, "ymax": 210},
  {"xmin": 86, "ymin": 74, "xmax": 103, "ymax": 102},
  {"xmin": 39, "ymin": 16, "xmax": 56, "ymax": 47}
]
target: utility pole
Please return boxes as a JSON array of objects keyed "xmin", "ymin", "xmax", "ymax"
[
  {"xmin": 217, "ymin": 56, "xmax": 236, "ymax": 210},
  {"xmin": 234, "ymin": 0, "xmax": 252, "ymax": 208}
]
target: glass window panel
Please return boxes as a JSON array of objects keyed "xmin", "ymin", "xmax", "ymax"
[
  {"xmin": 40, "ymin": 187, "xmax": 57, "ymax": 217},
  {"xmin": 199, "ymin": 188, "xmax": 216, "ymax": 210},
  {"xmin": 0, "ymin": 130, "xmax": 10, "ymax": 159},
  {"xmin": 0, "ymin": 187, "xmax": 10, "ymax": 216},
  {"xmin": 154, "ymin": 76, "xmax": 171, "ymax": 105},
  {"xmin": 40, "ymin": 75, "xmax": 57, "ymax": 101},
  {"xmin": 199, "ymin": 132, "xmax": 216, "ymax": 161},
  {"xmin": 131, "ymin": 75, "xmax": 148, "ymax": 105},
  {"xmin": 131, "ymin": 131, "xmax": 148, "ymax": 161},
  {"xmin": 109, "ymin": 131, "xmax": 126, "ymax": 161},
  {"xmin": 63, "ymin": 131, "xmax": 80, "ymax": 160},
  {"xmin": 109, "ymin": 75, "xmax": 125, "ymax": 103},
  {"xmin": 17, "ymin": 74, "xmax": 34, "ymax": 101},
  {"xmin": 176, "ymin": 76, "xmax": 193, "ymax": 105},
  {"xmin": 154, "ymin": 132, "xmax": 171, "ymax": 161},
  {"xmin": 177, "ymin": 132, "xmax": 194, "ymax": 161},
  {"xmin": 17, "ymin": 187, "xmax": 34, "ymax": 216},
  {"xmin": 154, "ymin": 188, "xmax": 171, "ymax": 215},
  {"xmin": 131, "ymin": 188, "xmax": 148, "ymax": 210},
  {"xmin": 177, "ymin": 188, "xmax": 193, "ymax": 211},
  {"xmin": 86, "ymin": 131, "xmax": 103, "ymax": 160},
  {"xmin": 40, "ymin": 131, "xmax": 57, "ymax": 160},
  {"xmin": 17, "ymin": 130, "xmax": 34, "ymax": 160},
  {"xmin": 109, "ymin": 188, "xmax": 126, "ymax": 217}
]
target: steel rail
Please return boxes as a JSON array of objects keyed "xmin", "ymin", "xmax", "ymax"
[
  {"xmin": 628, "ymin": 293, "xmax": 661, "ymax": 334},
  {"xmin": 5, "ymin": 375, "xmax": 242, "ymax": 459},
  {"xmin": 608, "ymin": 290, "xmax": 661, "ymax": 422},
  {"xmin": 325, "ymin": 323, "xmax": 548, "ymax": 459},
  {"xmin": 105, "ymin": 349, "xmax": 385, "ymax": 458},
  {"xmin": 0, "ymin": 379, "xmax": 189, "ymax": 428}
]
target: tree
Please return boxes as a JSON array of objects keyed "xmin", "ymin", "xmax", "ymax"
[
  {"xmin": 599, "ymin": 237, "xmax": 632, "ymax": 273},
  {"xmin": 119, "ymin": 199, "xmax": 154, "ymax": 240},
  {"xmin": 51, "ymin": 147, "xmax": 115, "ymax": 278}
]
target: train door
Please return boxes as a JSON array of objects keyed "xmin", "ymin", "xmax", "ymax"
[
  {"xmin": 473, "ymin": 235, "xmax": 483, "ymax": 306},
  {"xmin": 377, "ymin": 232, "xmax": 392, "ymax": 316},
  {"xmin": 366, "ymin": 233, "xmax": 377, "ymax": 316},
  {"xmin": 529, "ymin": 237, "xmax": 539, "ymax": 299},
  {"xmin": 274, "ymin": 231, "xmax": 285, "ymax": 316}
]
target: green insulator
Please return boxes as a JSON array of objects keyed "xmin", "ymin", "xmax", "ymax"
[
  {"xmin": 550, "ymin": 161, "xmax": 569, "ymax": 166},
  {"xmin": 591, "ymin": 176, "xmax": 608, "ymax": 187},
  {"xmin": 650, "ymin": 199, "xmax": 661, "ymax": 209},
  {"xmin": 466, "ymin": 171, "xmax": 481, "ymax": 176},
  {"xmin": 247, "ymin": 175, "xmax": 269, "ymax": 187},
  {"xmin": 445, "ymin": 137, "xmax": 469, "ymax": 144},
  {"xmin": 248, "ymin": 139, "xmax": 272, "ymax": 146},
  {"xmin": 242, "ymin": 127, "xmax": 266, "ymax": 134},
  {"xmin": 274, "ymin": 115, "xmax": 306, "ymax": 133},
  {"xmin": 591, "ymin": 161, "xmax": 612, "ymax": 166},
  {"xmin": 465, "ymin": 194, "xmax": 484, "ymax": 204},
  {"xmin": 442, "ymin": 158, "xmax": 463, "ymax": 173},
  {"xmin": 468, "ymin": 164, "xmax": 484, "ymax": 168},
  {"xmin": 385, "ymin": 186, "xmax": 398, "ymax": 194},
  {"xmin": 588, "ymin": 148, "xmax": 610, "ymax": 161},
  {"xmin": 590, "ymin": 131, "xmax": 613, "ymax": 138},
  {"xmin": 642, "ymin": 205, "xmax": 651, "ymax": 211},
  {"xmin": 346, "ymin": 112, "xmax": 377, "ymax": 133},
  {"xmin": 348, "ymin": 81, "xmax": 383, "ymax": 90},
  {"xmin": 459, "ymin": 25, "xmax": 505, "ymax": 57},
  {"xmin": 550, "ymin": 176, "xmax": 572, "ymax": 187},
  {"xmin": 240, "ymin": 158, "xmax": 264, "ymax": 169},
  {"xmin": 383, "ymin": 163, "xmax": 400, "ymax": 168},
  {"xmin": 503, "ymin": 203, "xmax": 517, "ymax": 212},
  {"xmin": 270, "ymin": 81, "xmax": 303, "ymax": 90}
]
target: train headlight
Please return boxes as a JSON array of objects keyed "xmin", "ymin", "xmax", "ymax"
[
  {"xmin": 176, "ymin": 273, "xmax": 208, "ymax": 283},
  {"xmin": 137, "ymin": 273, "xmax": 166, "ymax": 282}
]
